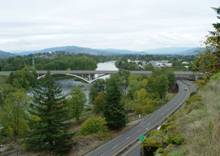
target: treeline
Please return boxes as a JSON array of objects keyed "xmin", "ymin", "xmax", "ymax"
[
  {"xmin": 90, "ymin": 69, "xmax": 176, "ymax": 122},
  {"xmin": 0, "ymin": 54, "xmax": 97, "ymax": 71}
]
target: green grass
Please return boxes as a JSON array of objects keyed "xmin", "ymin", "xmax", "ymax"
[{"xmin": 167, "ymin": 77, "xmax": 220, "ymax": 155}]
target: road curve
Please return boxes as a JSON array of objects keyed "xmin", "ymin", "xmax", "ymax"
[{"xmin": 85, "ymin": 80, "xmax": 196, "ymax": 156}]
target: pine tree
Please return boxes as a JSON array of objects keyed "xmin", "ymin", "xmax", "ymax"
[
  {"xmin": 27, "ymin": 72, "xmax": 73, "ymax": 154},
  {"xmin": 103, "ymin": 75, "xmax": 127, "ymax": 130}
]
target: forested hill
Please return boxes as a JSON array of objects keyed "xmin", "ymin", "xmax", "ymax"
[
  {"xmin": 0, "ymin": 50, "xmax": 15, "ymax": 58},
  {"xmin": 0, "ymin": 55, "xmax": 97, "ymax": 71}
]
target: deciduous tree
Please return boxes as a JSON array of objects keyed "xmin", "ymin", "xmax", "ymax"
[{"xmin": 69, "ymin": 86, "xmax": 86, "ymax": 121}]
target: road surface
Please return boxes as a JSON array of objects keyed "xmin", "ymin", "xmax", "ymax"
[{"xmin": 85, "ymin": 80, "xmax": 196, "ymax": 156}]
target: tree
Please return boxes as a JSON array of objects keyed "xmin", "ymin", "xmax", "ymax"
[
  {"xmin": 27, "ymin": 72, "xmax": 73, "ymax": 154},
  {"xmin": 147, "ymin": 70, "xmax": 169, "ymax": 99},
  {"xmin": 205, "ymin": 7, "xmax": 220, "ymax": 64},
  {"xmin": 90, "ymin": 79, "xmax": 105, "ymax": 104},
  {"xmin": 7, "ymin": 66, "xmax": 37, "ymax": 89},
  {"xmin": 68, "ymin": 86, "xmax": 86, "ymax": 121},
  {"xmin": 0, "ymin": 84, "xmax": 16, "ymax": 106},
  {"xmin": 193, "ymin": 7, "xmax": 220, "ymax": 77},
  {"xmin": 166, "ymin": 69, "xmax": 176, "ymax": 89},
  {"xmin": 0, "ymin": 90, "xmax": 29, "ymax": 139},
  {"xmin": 93, "ymin": 92, "xmax": 106, "ymax": 115},
  {"xmin": 115, "ymin": 70, "xmax": 130, "ymax": 96},
  {"xmin": 128, "ymin": 75, "xmax": 148, "ymax": 99},
  {"xmin": 193, "ymin": 50, "xmax": 218, "ymax": 76},
  {"xmin": 132, "ymin": 89, "xmax": 158, "ymax": 114},
  {"xmin": 103, "ymin": 75, "xmax": 127, "ymax": 130}
]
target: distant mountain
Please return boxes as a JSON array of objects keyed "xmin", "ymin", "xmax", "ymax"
[
  {"xmin": 143, "ymin": 47, "xmax": 204, "ymax": 55},
  {"xmin": 13, "ymin": 46, "xmax": 204, "ymax": 56},
  {"xmin": 18, "ymin": 46, "xmax": 138, "ymax": 56},
  {"xmin": 0, "ymin": 50, "xmax": 15, "ymax": 58}
]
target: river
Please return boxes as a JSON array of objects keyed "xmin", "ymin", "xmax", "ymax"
[{"xmin": 57, "ymin": 61, "xmax": 118, "ymax": 103}]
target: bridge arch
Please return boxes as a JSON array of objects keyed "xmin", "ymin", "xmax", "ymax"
[{"xmin": 37, "ymin": 73, "xmax": 110, "ymax": 84}]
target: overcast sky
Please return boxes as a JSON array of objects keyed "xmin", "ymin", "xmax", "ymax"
[{"xmin": 0, "ymin": 0, "xmax": 219, "ymax": 52}]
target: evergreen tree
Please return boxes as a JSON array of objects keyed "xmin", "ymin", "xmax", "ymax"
[
  {"xmin": 205, "ymin": 7, "xmax": 220, "ymax": 67},
  {"xmin": 103, "ymin": 75, "xmax": 127, "ymax": 130},
  {"xmin": 27, "ymin": 72, "xmax": 73, "ymax": 154}
]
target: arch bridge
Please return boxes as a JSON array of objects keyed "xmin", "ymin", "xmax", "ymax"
[{"xmin": 0, "ymin": 70, "xmax": 203, "ymax": 84}]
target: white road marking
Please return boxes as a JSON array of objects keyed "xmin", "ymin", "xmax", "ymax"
[{"xmin": 112, "ymin": 145, "xmax": 117, "ymax": 149}]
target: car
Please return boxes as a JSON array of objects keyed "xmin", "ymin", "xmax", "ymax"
[{"xmin": 184, "ymin": 87, "xmax": 188, "ymax": 91}]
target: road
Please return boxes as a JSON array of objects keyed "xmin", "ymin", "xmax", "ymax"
[{"xmin": 85, "ymin": 80, "xmax": 196, "ymax": 156}]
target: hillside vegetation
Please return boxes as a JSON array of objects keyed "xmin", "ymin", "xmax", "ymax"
[{"xmin": 143, "ymin": 72, "xmax": 220, "ymax": 156}]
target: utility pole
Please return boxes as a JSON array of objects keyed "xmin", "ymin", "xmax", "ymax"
[{"xmin": 32, "ymin": 57, "xmax": 35, "ymax": 70}]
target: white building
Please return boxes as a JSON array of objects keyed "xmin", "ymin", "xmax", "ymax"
[{"xmin": 149, "ymin": 60, "xmax": 172, "ymax": 68}]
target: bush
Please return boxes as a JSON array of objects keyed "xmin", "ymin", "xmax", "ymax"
[
  {"xmin": 210, "ymin": 72, "xmax": 220, "ymax": 80},
  {"xmin": 165, "ymin": 134, "xmax": 184, "ymax": 145},
  {"xmin": 80, "ymin": 116, "xmax": 108, "ymax": 136}
]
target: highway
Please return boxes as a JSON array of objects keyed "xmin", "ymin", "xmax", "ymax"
[{"xmin": 85, "ymin": 80, "xmax": 196, "ymax": 156}]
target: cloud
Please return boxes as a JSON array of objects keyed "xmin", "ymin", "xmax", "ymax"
[{"xmin": 0, "ymin": 0, "xmax": 219, "ymax": 51}]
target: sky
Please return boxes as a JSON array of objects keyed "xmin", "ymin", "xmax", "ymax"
[{"xmin": 0, "ymin": 0, "xmax": 219, "ymax": 52}]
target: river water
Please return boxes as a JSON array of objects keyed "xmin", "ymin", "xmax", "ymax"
[{"xmin": 57, "ymin": 61, "xmax": 118, "ymax": 102}]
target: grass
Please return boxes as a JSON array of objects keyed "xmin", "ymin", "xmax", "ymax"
[{"xmin": 169, "ymin": 74, "xmax": 220, "ymax": 155}]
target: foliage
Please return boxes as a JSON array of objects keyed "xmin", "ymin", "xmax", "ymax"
[
  {"xmin": 103, "ymin": 75, "xmax": 127, "ymax": 130},
  {"xmin": 127, "ymin": 75, "xmax": 148, "ymax": 99},
  {"xmin": 193, "ymin": 50, "xmax": 218, "ymax": 75},
  {"xmin": 7, "ymin": 66, "xmax": 37, "ymax": 89},
  {"xmin": 132, "ymin": 88, "xmax": 159, "ymax": 114},
  {"xmin": 115, "ymin": 58, "xmax": 140, "ymax": 70},
  {"xmin": 90, "ymin": 79, "xmax": 106, "ymax": 104},
  {"xmin": 143, "ymin": 130, "xmax": 164, "ymax": 148},
  {"xmin": 0, "ymin": 54, "xmax": 97, "ymax": 71},
  {"xmin": 0, "ymin": 90, "xmax": 29, "ymax": 139},
  {"xmin": 210, "ymin": 71, "xmax": 220, "ymax": 80},
  {"xmin": 26, "ymin": 72, "xmax": 73, "ymax": 154},
  {"xmin": 194, "ymin": 7, "xmax": 220, "ymax": 75},
  {"xmin": 147, "ymin": 70, "xmax": 169, "ymax": 99},
  {"xmin": 68, "ymin": 86, "xmax": 86, "ymax": 121},
  {"xmin": 93, "ymin": 92, "xmax": 106, "ymax": 115},
  {"xmin": 80, "ymin": 116, "xmax": 107, "ymax": 135},
  {"xmin": 0, "ymin": 84, "xmax": 16, "ymax": 105},
  {"xmin": 205, "ymin": 7, "xmax": 220, "ymax": 64},
  {"xmin": 114, "ymin": 70, "xmax": 130, "ymax": 96},
  {"xmin": 166, "ymin": 69, "xmax": 176, "ymax": 88}
]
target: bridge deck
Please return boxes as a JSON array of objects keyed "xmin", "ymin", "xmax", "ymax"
[{"xmin": 0, "ymin": 70, "xmax": 202, "ymax": 76}]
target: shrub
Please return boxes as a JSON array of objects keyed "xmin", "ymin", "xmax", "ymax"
[
  {"xmin": 80, "ymin": 116, "xmax": 108, "ymax": 136},
  {"xmin": 210, "ymin": 72, "xmax": 220, "ymax": 80},
  {"xmin": 165, "ymin": 134, "xmax": 184, "ymax": 145}
]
